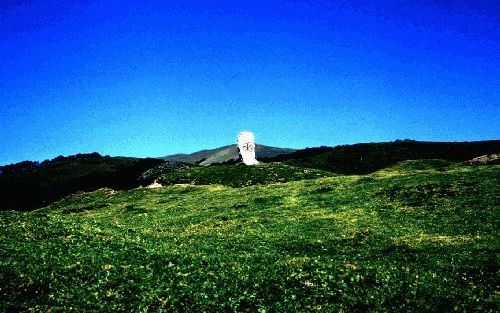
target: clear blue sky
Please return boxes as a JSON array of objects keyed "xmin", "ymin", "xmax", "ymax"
[{"xmin": 1, "ymin": 0, "xmax": 499, "ymax": 165}]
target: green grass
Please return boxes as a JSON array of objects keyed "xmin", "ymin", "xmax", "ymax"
[
  {"xmin": 159, "ymin": 163, "xmax": 334, "ymax": 187},
  {"xmin": 375, "ymin": 159, "xmax": 460, "ymax": 173},
  {"xmin": 0, "ymin": 162, "xmax": 498, "ymax": 312}
]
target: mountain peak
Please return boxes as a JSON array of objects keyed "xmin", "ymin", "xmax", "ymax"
[{"xmin": 161, "ymin": 144, "xmax": 297, "ymax": 166}]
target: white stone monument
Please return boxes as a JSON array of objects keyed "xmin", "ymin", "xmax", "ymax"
[{"xmin": 237, "ymin": 131, "xmax": 259, "ymax": 165}]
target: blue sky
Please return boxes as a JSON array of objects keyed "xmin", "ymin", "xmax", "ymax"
[{"xmin": 0, "ymin": 0, "xmax": 499, "ymax": 165}]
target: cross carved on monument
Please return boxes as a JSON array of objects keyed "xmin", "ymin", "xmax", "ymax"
[{"xmin": 242, "ymin": 142, "xmax": 254, "ymax": 152}]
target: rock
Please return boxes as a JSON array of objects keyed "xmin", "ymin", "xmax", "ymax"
[
  {"xmin": 467, "ymin": 153, "xmax": 499, "ymax": 165},
  {"xmin": 146, "ymin": 180, "xmax": 163, "ymax": 189}
]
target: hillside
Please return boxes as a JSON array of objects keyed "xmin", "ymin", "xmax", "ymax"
[
  {"xmin": 266, "ymin": 139, "xmax": 500, "ymax": 174},
  {"xmin": 0, "ymin": 153, "xmax": 163, "ymax": 211},
  {"xmin": 1, "ymin": 161, "xmax": 498, "ymax": 311},
  {"xmin": 1, "ymin": 140, "xmax": 498, "ymax": 212},
  {"xmin": 161, "ymin": 144, "xmax": 296, "ymax": 165},
  {"xmin": 158, "ymin": 163, "xmax": 335, "ymax": 187}
]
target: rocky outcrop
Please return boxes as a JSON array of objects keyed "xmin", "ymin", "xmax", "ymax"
[
  {"xmin": 146, "ymin": 180, "xmax": 163, "ymax": 189},
  {"xmin": 467, "ymin": 153, "xmax": 499, "ymax": 165}
]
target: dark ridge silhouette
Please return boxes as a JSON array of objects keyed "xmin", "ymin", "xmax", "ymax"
[
  {"xmin": 262, "ymin": 140, "xmax": 500, "ymax": 174},
  {"xmin": 0, "ymin": 153, "xmax": 163, "ymax": 211}
]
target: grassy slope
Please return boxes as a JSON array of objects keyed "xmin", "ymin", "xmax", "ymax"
[
  {"xmin": 158, "ymin": 164, "xmax": 335, "ymax": 187},
  {"xmin": 0, "ymin": 162, "xmax": 498, "ymax": 312}
]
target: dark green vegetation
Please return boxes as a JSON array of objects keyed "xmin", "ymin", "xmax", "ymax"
[
  {"xmin": 1, "ymin": 140, "xmax": 498, "ymax": 211},
  {"xmin": 159, "ymin": 164, "xmax": 334, "ymax": 187},
  {"xmin": 266, "ymin": 139, "xmax": 500, "ymax": 174},
  {"xmin": 1, "ymin": 160, "xmax": 498, "ymax": 312},
  {"xmin": 139, "ymin": 161, "xmax": 191, "ymax": 186},
  {"xmin": 0, "ymin": 153, "xmax": 162, "ymax": 211}
]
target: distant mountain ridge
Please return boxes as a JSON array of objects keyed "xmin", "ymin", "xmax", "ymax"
[
  {"xmin": 1, "ymin": 139, "xmax": 498, "ymax": 212},
  {"xmin": 161, "ymin": 144, "xmax": 297, "ymax": 165}
]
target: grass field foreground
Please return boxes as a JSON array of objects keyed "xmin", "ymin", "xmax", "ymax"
[{"xmin": 0, "ymin": 162, "xmax": 498, "ymax": 312}]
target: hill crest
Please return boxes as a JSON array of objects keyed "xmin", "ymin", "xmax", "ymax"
[{"xmin": 161, "ymin": 144, "xmax": 297, "ymax": 165}]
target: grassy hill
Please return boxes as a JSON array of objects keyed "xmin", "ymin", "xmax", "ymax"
[
  {"xmin": 267, "ymin": 140, "xmax": 500, "ymax": 174},
  {"xmin": 1, "ymin": 161, "xmax": 498, "ymax": 312},
  {"xmin": 158, "ymin": 163, "xmax": 334, "ymax": 187},
  {"xmin": 0, "ymin": 153, "xmax": 163, "ymax": 211},
  {"xmin": 2, "ymin": 140, "xmax": 497, "ymax": 212}
]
